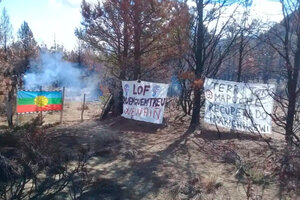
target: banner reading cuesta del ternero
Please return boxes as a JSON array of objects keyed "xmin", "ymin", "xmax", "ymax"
[
  {"xmin": 204, "ymin": 78, "xmax": 275, "ymax": 134},
  {"xmin": 122, "ymin": 81, "xmax": 169, "ymax": 124}
]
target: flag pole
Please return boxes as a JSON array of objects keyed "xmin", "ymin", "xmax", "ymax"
[
  {"xmin": 81, "ymin": 93, "xmax": 86, "ymax": 122},
  {"xmin": 60, "ymin": 87, "xmax": 65, "ymax": 124},
  {"xmin": 16, "ymin": 86, "xmax": 19, "ymax": 126},
  {"xmin": 39, "ymin": 86, "xmax": 42, "ymax": 125}
]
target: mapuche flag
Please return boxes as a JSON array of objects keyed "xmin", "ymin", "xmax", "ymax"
[{"xmin": 17, "ymin": 91, "xmax": 63, "ymax": 113}]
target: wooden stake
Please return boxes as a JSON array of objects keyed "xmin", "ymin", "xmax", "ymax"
[
  {"xmin": 81, "ymin": 93, "xmax": 86, "ymax": 122},
  {"xmin": 16, "ymin": 87, "xmax": 19, "ymax": 126},
  {"xmin": 100, "ymin": 94, "xmax": 113, "ymax": 120},
  {"xmin": 60, "ymin": 87, "xmax": 65, "ymax": 124},
  {"xmin": 16, "ymin": 114, "xmax": 19, "ymax": 126},
  {"xmin": 39, "ymin": 86, "xmax": 42, "ymax": 125}
]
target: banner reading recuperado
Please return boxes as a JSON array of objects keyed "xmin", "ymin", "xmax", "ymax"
[
  {"xmin": 122, "ymin": 80, "xmax": 169, "ymax": 124},
  {"xmin": 204, "ymin": 78, "xmax": 275, "ymax": 134}
]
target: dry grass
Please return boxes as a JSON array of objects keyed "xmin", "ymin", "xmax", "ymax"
[
  {"xmin": 201, "ymin": 175, "xmax": 222, "ymax": 194},
  {"xmin": 0, "ymin": 102, "xmax": 299, "ymax": 199},
  {"xmin": 168, "ymin": 179, "xmax": 202, "ymax": 200},
  {"xmin": 167, "ymin": 174, "xmax": 223, "ymax": 200}
]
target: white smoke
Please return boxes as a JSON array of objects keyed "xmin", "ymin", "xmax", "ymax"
[{"xmin": 23, "ymin": 50, "xmax": 102, "ymax": 101}]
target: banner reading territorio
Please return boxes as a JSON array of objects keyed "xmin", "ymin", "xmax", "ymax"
[
  {"xmin": 122, "ymin": 80, "xmax": 169, "ymax": 124},
  {"xmin": 204, "ymin": 78, "xmax": 276, "ymax": 134}
]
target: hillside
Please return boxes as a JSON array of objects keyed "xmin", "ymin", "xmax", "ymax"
[{"xmin": 0, "ymin": 101, "xmax": 298, "ymax": 200}]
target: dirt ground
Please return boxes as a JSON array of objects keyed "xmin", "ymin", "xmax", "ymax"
[
  {"xmin": 0, "ymin": 101, "xmax": 299, "ymax": 200},
  {"xmin": 0, "ymin": 100, "xmax": 102, "ymax": 127}
]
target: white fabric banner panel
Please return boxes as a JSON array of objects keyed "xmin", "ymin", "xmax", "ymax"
[
  {"xmin": 122, "ymin": 80, "xmax": 169, "ymax": 124},
  {"xmin": 204, "ymin": 78, "xmax": 275, "ymax": 134}
]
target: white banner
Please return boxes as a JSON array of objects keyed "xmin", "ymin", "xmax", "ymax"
[
  {"xmin": 204, "ymin": 78, "xmax": 275, "ymax": 134},
  {"xmin": 122, "ymin": 80, "xmax": 169, "ymax": 124}
]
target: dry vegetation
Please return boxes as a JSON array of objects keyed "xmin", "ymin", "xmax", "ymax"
[
  {"xmin": 0, "ymin": 0, "xmax": 299, "ymax": 199},
  {"xmin": 0, "ymin": 100, "xmax": 299, "ymax": 200}
]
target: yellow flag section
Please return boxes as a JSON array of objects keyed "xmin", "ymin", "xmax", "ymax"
[
  {"xmin": 204, "ymin": 78, "xmax": 276, "ymax": 134},
  {"xmin": 122, "ymin": 80, "xmax": 169, "ymax": 124}
]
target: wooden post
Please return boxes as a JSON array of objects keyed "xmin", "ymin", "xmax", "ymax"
[
  {"xmin": 16, "ymin": 87, "xmax": 19, "ymax": 126},
  {"xmin": 81, "ymin": 93, "xmax": 86, "ymax": 122},
  {"xmin": 16, "ymin": 114, "xmax": 19, "ymax": 126},
  {"xmin": 6, "ymin": 87, "xmax": 14, "ymax": 127},
  {"xmin": 39, "ymin": 86, "xmax": 42, "ymax": 125},
  {"xmin": 100, "ymin": 94, "xmax": 113, "ymax": 120},
  {"xmin": 60, "ymin": 87, "xmax": 65, "ymax": 124}
]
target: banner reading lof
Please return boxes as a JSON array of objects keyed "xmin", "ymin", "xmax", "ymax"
[{"xmin": 122, "ymin": 80, "xmax": 169, "ymax": 124}]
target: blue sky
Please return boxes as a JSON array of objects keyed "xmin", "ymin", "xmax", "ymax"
[
  {"xmin": 0, "ymin": 0, "xmax": 91, "ymax": 50},
  {"xmin": 0, "ymin": 0, "xmax": 282, "ymax": 51}
]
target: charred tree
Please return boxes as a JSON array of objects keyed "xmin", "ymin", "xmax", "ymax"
[
  {"xmin": 188, "ymin": 0, "xmax": 241, "ymax": 131},
  {"xmin": 265, "ymin": 0, "xmax": 300, "ymax": 145},
  {"xmin": 189, "ymin": 0, "xmax": 204, "ymax": 130}
]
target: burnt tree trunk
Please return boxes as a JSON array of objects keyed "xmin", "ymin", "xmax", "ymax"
[
  {"xmin": 112, "ymin": 87, "xmax": 123, "ymax": 116},
  {"xmin": 237, "ymin": 30, "xmax": 244, "ymax": 82},
  {"xmin": 133, "ymin": 0, "xmax": 142, "ymax": 80},
  {"xmin": 189, "ymin": 0, "xmax": 204, "ymax": 131},
  {"xmin": 285, "ymin": 29, "xmax": 300, "ymax": 145},
  {"xmin": 113, "ymin": 0, "xmax": 130, "ymax": 116},
  {"xmin": 6, "ymin": 86, "xmax": 14, "ymax": 127}
]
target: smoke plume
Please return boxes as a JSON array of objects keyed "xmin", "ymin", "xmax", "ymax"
[{"xmin": 23, "ymin": 51, "xmax": 101, "ymax": 101}]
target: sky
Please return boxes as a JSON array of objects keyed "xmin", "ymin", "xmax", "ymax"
[{"xmin": 0, "ymin": 0, "xmax": 283, "ymax": 51}]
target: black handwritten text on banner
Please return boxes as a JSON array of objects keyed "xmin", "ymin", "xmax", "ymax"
[
  {"xmin": 122, "ymin": 81, "xmax": 169, "ymax": 124},
  {"xmin": 204, "ymin": 78, "xmax": 275, "ymax": 134}
]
